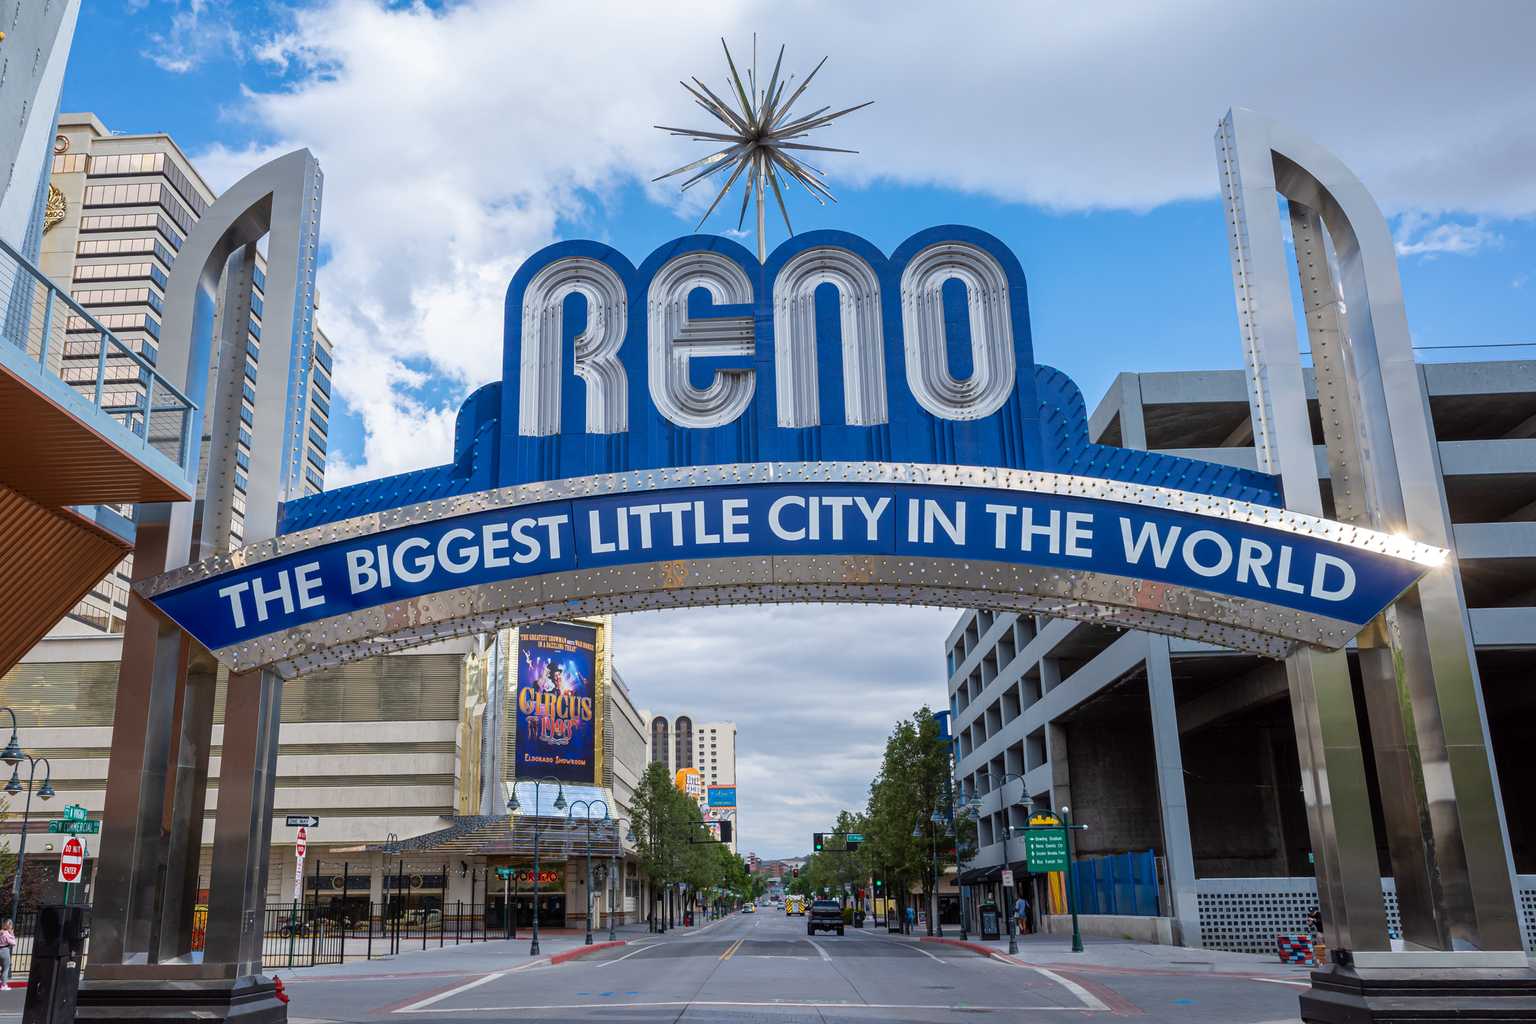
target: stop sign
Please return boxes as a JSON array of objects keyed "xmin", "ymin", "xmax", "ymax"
[
  {"xmin": 59, "ymin": 836, "xmax": 84, "ymax": 883},
  {"xmin": 296, "ymin": 826, "xmax": 307, "ymax": 859}
]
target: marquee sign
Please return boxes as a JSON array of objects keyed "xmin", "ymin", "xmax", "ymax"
[{"xmin": 136, "ymin": 226, "xmax": 1445, "ymax": 675}]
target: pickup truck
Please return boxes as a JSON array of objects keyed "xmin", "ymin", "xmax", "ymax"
[{"xmin": 807, "ymin": 899, "xmax": 845, "ymax": 936}]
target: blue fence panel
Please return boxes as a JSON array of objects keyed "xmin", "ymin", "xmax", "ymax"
[{"xmin": 1069, "ymin": 850, "xmax": 1160, "ymax": 917}]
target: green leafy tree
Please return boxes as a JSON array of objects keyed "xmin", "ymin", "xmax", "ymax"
[{"xmin": 862, "ymin": 707, "xmax": 956, "ymax": 921}]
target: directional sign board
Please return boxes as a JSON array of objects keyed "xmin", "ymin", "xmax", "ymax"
[
  {"xmin": 286, "ymin": 815, "xmax": 320, "ymax": 828},
  {"xmin": 59, "ymin": 836, "xmax": 85, "ymax": 883},
  {"xmin": 1024, "ymin": 827, "xmax": 1069, "ymax": 873},
  {"xmin": 63, "ymin": 804, "xmax": 88, "ymax": 822},
  {"xmin": 48, "ymin": 819, "xmax": 100, "ymax": 835}
]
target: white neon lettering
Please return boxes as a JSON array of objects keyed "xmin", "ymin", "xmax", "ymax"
[
  {"xmin": 537, "ymin": 515, "xmax": 567, "ymax": 559},
  {"xmin": 923, "ymin": 500, "xmax": 965, "ymax": 545},
  {"xmin": 985, "ymin": 503, "xmax": 1016, "ymax": 549},
  {"xmin": 393, "ymin": 537, "xmax": 433, "ymax": 584},
  {"xmin": 510, "ymin": 517, "xmax": 541, "ymax": 563},
  {"xmin": 294, "ymin": 562, "xmax": 325, "ymax": 609},
  {"xmin": 721, "ymin": 499, "xmax": 750, "ymax": 543},
  {"xmin": 660, "ymin": 502, "xmax": 690, "ymax": 546},
  {"xmin": 251, "ymin": 572, "xmax": 293, "ymax": 623},
  {"xmin": 346, "ymin": 550, "xmax": 378, "ymax": 594},
  {"xmin": 1236, "ymin": 538, "xmax": 1273, "ymax": 587},
  {"xmin": 588, "ymin": 510, "xmax": 616, "ymax": 554},
  {"xmin": 630, "ymin": 504, "xmax": 660, "ymax": 549},
  {"xmin": 1182, "ymin": 530, "xmax": 1233, "ymax": 578},
  {"xmin": 1065, "ymin": 512, "xmax": 1094, "ymax": 558},
  {"xmin": 1120, "ymin": 519, "xmax": 1181, "ymax": 569},
  {"xmin": 218, "ymin": 581, "xmax": 251, "ymax": 629},
  {"xmin": 770, "ymin": 495, "xmax": 806, "ymax": 541},
  {"xmin": 822, "ymin": 496, "xmax": 852, "ymax": 540},
  {"xmin": 483, "ymin": 522, "xmax": 511, "ymax": 568},
  {"xmin": 692, "ymin": 501, "xmax": 721, "ymax": 545},
  {"xmin": 1019, "ymin": 507, "xmax": 1059, "ymax": 554},
  {"xmin": 1310, "ymin": 553, "xmax": 1356, "ymax": 601},
  {"xmin": 1275, "ymin": 546, "xmax": 1306, "ymax": 594},
  {"xmin": 853, "ymin": 496, "xmax": 890, "ymax": 541}
]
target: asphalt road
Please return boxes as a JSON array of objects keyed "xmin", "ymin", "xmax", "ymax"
[{"xmin": 268, "ymin": 908, "xmax": 1308, "ymax": 1022}]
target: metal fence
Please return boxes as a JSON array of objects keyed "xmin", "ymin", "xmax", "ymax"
[
  {"xmin": 257, "ymin": 902, "xmax": 521, "ymax": 970},
  {"xmin": 0, "ymin": 235, "xmax": 195, "ymax": 478}
]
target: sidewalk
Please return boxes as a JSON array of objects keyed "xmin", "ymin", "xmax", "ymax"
[{"xmin": 280, "ymin": 914, "xmax": 733, "ymax": 980}]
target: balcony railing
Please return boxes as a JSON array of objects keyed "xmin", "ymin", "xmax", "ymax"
[{"xmin": 0, "ymin": 235, "xmax": 195, "ymax": 476}]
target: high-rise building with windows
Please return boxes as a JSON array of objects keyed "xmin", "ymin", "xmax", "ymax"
[
  {"xmin": 35, "ymin": 112, "xmax": 334, "ymax": 634},
  {"xmin": 643, "ymin": 711, "xmax": 738, "ymax": 850},
  {"xmin": 0, "ymin": 1, "xmax": 81, "ymax": 254}
]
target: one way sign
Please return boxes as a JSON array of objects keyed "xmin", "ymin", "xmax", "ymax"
[{"xmin": 286, "ymin": 815, "xmax": 320, "ymax": 828}]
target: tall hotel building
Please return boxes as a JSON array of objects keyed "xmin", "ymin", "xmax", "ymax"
[
  {"xmin": 644, "ymin": 712, "xmax": 739, "ymax": 850},
  {"xmin": 37, "ymin": 113, "xmax": 333, "ymax": 634}
]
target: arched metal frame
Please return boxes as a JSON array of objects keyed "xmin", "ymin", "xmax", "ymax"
[
  {"xmin": 1217, "ymin": 107, "xmax": 1522, "ymax": 955},
  {"xmin": 87, "ymin": 150, "xmax": 323, "ymax": 1002}
]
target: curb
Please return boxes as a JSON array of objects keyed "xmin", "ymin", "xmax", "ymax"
[
  {"xmin": 922, "ymin": 936, "xmax": 1011, "ymax": 961},
  {"xmin": 549, "ymin": 940, "xmax": 626, "ymax": 965}
]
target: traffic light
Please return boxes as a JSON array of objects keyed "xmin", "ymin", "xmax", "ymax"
[
  {"xmin": 874, "ymin": 878, "xmax": 884, "ymax": 891},
  {"xmin": 719, "ymin": 820, "xmax": 732, "ymax": 844},
  {"xmin": 813, "ymin": 832, "xmax": 824, "ymax": 852},
  {"xmin": 792, "ymin": 866, "xmax": 800, "ymax": 878}
]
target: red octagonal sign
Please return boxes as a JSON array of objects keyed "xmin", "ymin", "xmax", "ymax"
[{"xmin": 59, "ymin": 836, "xmax": 84, "ymax": 883}]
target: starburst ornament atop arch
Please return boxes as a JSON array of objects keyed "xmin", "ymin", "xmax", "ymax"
[{"xmin": 653, "ymin": 36, "xmax": 872, "ymax": 262}]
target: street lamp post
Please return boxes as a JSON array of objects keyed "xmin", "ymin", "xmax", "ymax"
[
  {"xmin": 507, "ymin": 777, "xmax": 566, "ymax": 956},
  {"xmin": 608, "ymin": 818, "xmax": 636, "ymax": 942},
  {"xmin": 6, "ymin": 753, "xmax": 54, "ymax": 923},
  {"xmin": 1061, "ymin": 805, "xmax": 1085, "ymax": 954},
  {"xmin": 993, "ymin": 772, "xmax": 1031, "ymax": 956},
  {"xmin": 566, "ymin": 798, "xmax": 609, "ymax": 946}
]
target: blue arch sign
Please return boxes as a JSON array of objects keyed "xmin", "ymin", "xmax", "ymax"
[{"xmin": 139, "ymin": 227, "xmax": 1443, "ymax": 675}]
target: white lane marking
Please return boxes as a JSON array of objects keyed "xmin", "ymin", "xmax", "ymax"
[
  {"xmin": 588, "ymin": 942, "xmax": 657, "ymax": 967},
  {"xmin": 1019, "ymin": 964, "xmax": 1110, "ymax": 1012},
  {"xmin": 805, "ymin": 937, "xmax": 832, "ymax": 963},
  {"xmin": 400, "ymin": 999, "xmax": 1105, "ymax": 1013},
  {"xmin": 1248, "ymin": 976, "xmax": 1311, "ymax": 987},
  {"xmin": 846, "ymin": 926, "xmax": 945, "ymax": 964},
  {"xmin": 393, "ymin": 970, "xmax": 508, "ymax": 1013}
]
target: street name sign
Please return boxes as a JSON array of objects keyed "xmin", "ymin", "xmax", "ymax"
[
  {"xmin": 1024, "ymin": 827, "xmax": 1069, "ymax": 873},
  {"xmin": 63, "ymin": 804, "xmax": 88, "ymax": 821},
  {"xmin": 496, "ymin": 867, "xmax": 514, "ymax": 879},
  {"xmin": 286, "ymin": 815, "xmax": 320, "ymax": 828},
  {"xmin": 48, "ymin": 819, "xmax": 100, "ymax": 835},
  {"xmin": 58, "ymin": 836, "xmax": 85, "ymax": 883}
]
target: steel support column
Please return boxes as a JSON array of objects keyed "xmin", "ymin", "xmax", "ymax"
[{"xmin": 1145, "ymin": 635, "xmax": 1202, "ymax": 947}]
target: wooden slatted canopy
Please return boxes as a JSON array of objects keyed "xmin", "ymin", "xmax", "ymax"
[
  {"xmin": 0, "ymin": 356, "xmax": 191, "ymax": 506},
  {"xmin": 0, "ymin": 482, "xmax": 128, "ymax": 674}
]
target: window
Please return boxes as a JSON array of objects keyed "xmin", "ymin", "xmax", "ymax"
[
  {"xmin": 82, "ymin": 182, "xmax": 194, "ymax": 232},
  {"xmin": 314, "ymin": 345, "xmax": 333, "ymax": 373},
  {"xmin": 76, "ymin": 212, "xmax": 183, "ymax": 249},
  {"xmin": 73, "ymin": 262, "xmax": 167, "ymax": 288},
  {"xmin": 89, "ymin": 152, "xmax": 209, "ymax": 217}
]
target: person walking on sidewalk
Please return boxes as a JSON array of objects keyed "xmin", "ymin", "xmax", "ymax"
[
  {"xmin": 904, "ymin": 904, "xmax": 915, "ymax": 935},
  {"xmin": 0, "ymin": 918, "xmax": 15, "ymax": 989},
  {"xmin": 1014, "ymin": 894, "xmax": 1030, "ymax": 935}
]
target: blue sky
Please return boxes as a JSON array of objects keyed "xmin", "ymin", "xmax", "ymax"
[{"xmin": 58, "ymin": 1, "xmax": 1536, "ymax": 856}]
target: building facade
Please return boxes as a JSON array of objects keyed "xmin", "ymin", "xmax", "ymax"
[
  {"xmin": 643, "ymin": 712, "xmax": 738, "ymax": 850},
  {"xmin": 947, "ymin": 362, "xmax": 1536, "ymax": 953},
  {"xmin": 38, "ymin": 112, "xmax": 333, "ymax": 635},
  {"xmin": 1, "ymin": 618, "xmax": 653, "ymax": 927}
]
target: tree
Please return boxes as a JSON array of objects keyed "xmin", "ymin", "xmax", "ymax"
[{"xmin": 862, "ymin": 707, "xmax": 956, "ymax": 926}]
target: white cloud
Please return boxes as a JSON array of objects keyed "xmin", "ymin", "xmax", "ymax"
[
  {"xmin": 138, "ymin": 0, "xmax": 244, "ymax": 74},
  {"xmin": 204, "ymin": 0, "xmax": 1536, "ymax": 485},
  {"xmin": 613, "ymin": 604, "xmax": 957, "ymax": 857},
  {"xmin": 1394, "ymin": 210, "xmax": 1502, "ymax": 258}
]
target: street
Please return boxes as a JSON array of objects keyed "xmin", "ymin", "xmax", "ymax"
[{"xmin": 129, "ymin": 908, "xmax": 1322, "ymax": 1023}]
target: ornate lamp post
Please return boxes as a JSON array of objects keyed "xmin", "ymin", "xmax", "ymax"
[
  {"xmin": 507, "ymin": 777, "xmax": 565, "ymax": 956},
  {"xmin": 6, "ymin": 752, "xmax": 54, "ymax": 922},
  {"xmin": 607, "ymin": 817, "xmax": 635, "ymax": 942},
  {"xmin": 565, "ymin": 798, "xmax": 608, "ymax": 946},
  {"xmin": 992, "ymin": 772, "xmax": 1032, "ymax": 956}
]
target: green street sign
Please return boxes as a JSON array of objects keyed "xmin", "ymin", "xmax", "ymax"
[
  {"xmin": 1024, "ymin": 826, "xmax": 1069, "ymax": 872},
  {"xmin": 495, "ymin": 867, "xmax": 513, "ymax": 879},
  {"xmin": 48, "ymin": 819, "xmax": 100, "ymax": 835},
  {"xmin": 845, "ymin": 833, "xmax": 864, "ymax": 843},
  {"xmin": 63, "ymin": 804, "xmax": 88, "ymax": 822}
]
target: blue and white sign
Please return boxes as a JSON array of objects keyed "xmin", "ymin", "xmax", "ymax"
[
  {"xmin": 138, "ymin": 226, "xmax": 1447, "ymax": 674},
  {"xmin": 708, "ymin": 787, "xmax": 737, "ymax": 809}
]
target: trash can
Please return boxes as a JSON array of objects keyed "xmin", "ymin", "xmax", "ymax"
[
  {"xmin": 23, "ymin": 904, "xmax": 88, "ymax": 1024},
  {"xmin": 979, "ymin": 905, "xmax": 1001, "ymax": 941},
  {"xmin": 854, "ymin": 910, "xmax": 865, "ymax": 928}
]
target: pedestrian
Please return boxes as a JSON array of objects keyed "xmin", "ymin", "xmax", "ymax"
[
  {"xmin": 1014, "ymin": 893, "xmax": 1030, "ymax": 935},
  {"xmin": 904, "ymin": 903, "xmax": 915, "ymax": 935},
  {"xmin": 0, "ymin": 918, "xmax": 15, "ymax": 990}
]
